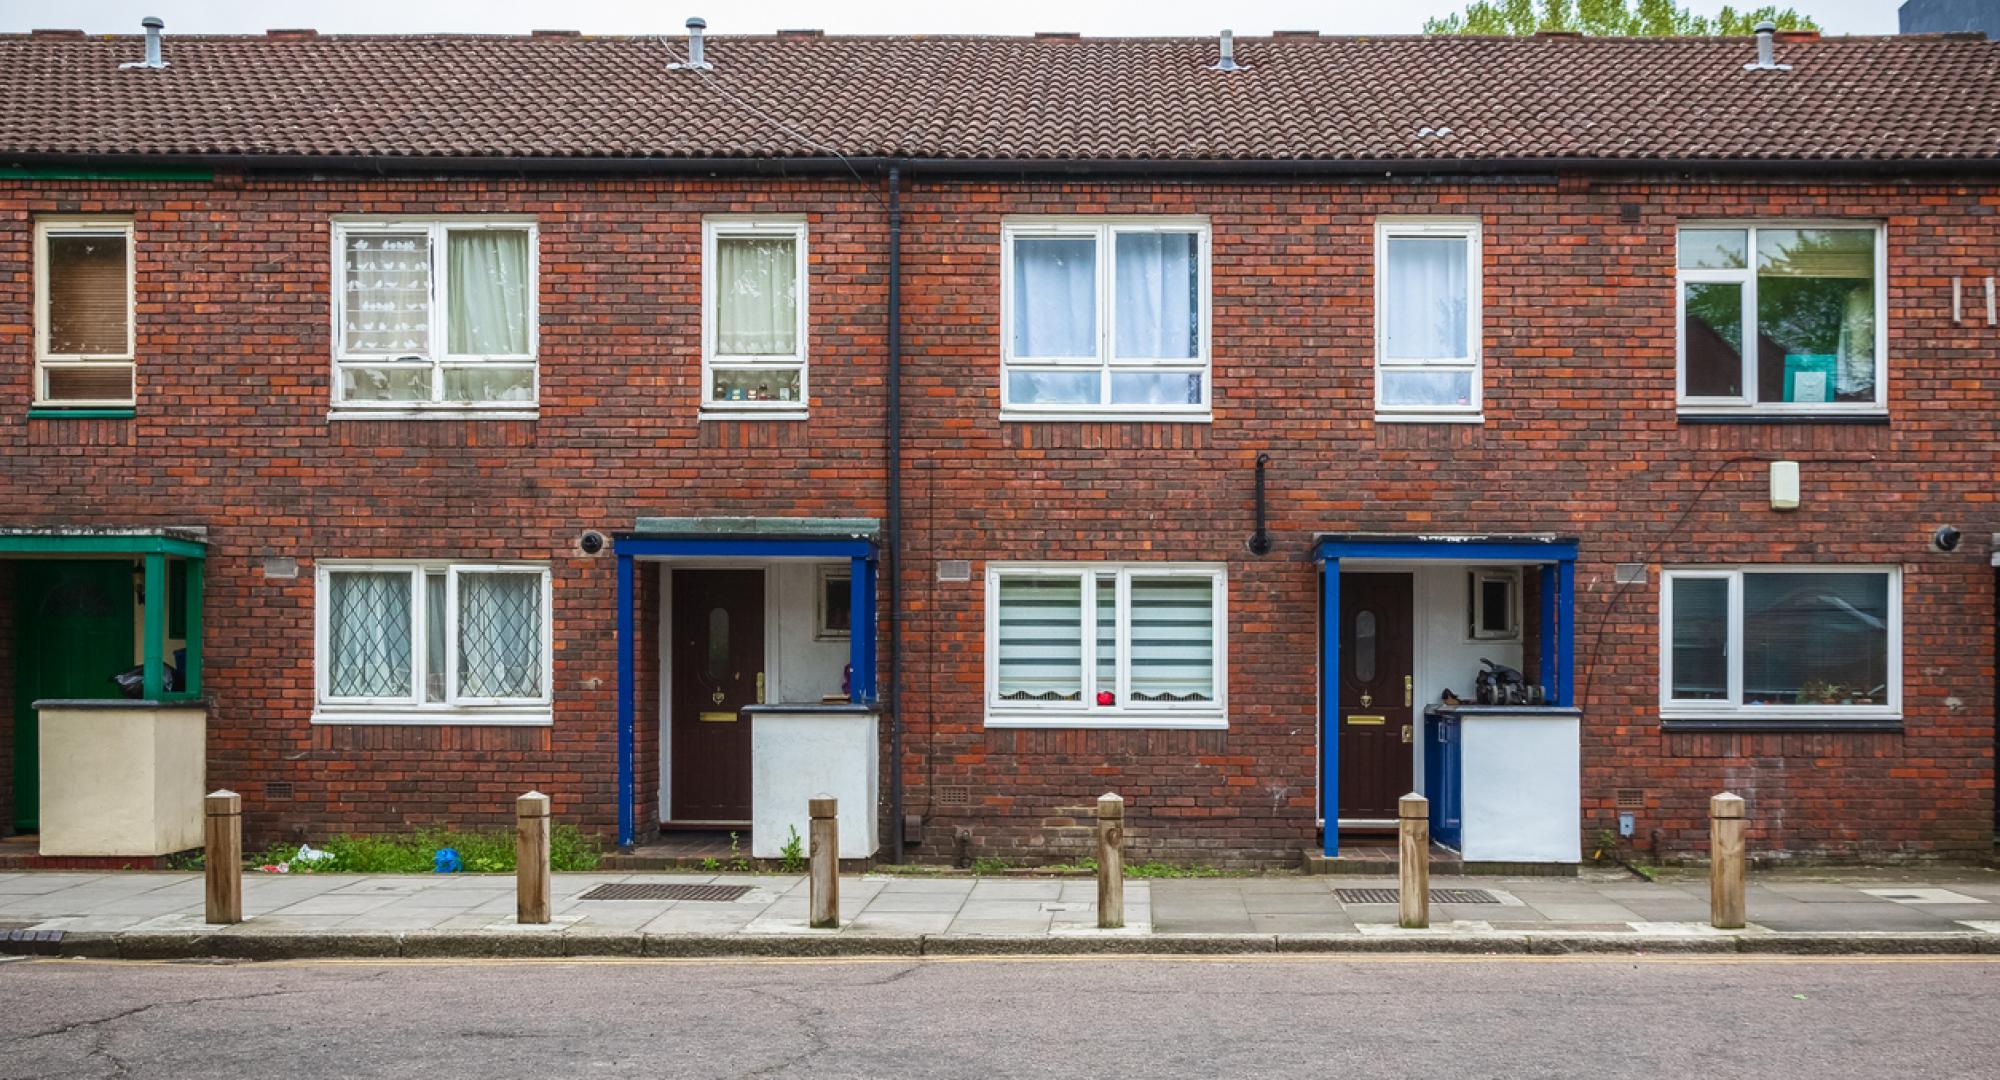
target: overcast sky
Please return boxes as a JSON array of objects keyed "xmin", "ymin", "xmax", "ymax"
[{"xmin": 2, "ymin": 1, "xmax": 1907, "ymax": 37}]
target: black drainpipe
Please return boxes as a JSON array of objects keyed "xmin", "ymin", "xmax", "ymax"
[
  {"xmin": 887, "ymin": 164, "xmax": 906, "ymax": 863},
  {"xmin": 1249, "ymin": 453, "xmax": 1272, "ymax": 555}
]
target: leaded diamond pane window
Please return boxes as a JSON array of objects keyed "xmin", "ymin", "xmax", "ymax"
[
  {"xmin": 321, "ymin": 563, "xmax": 550, "ymax": 716},
  {"xmin": 457, "ymin": 572, "xmax": 544, "ymax": 700},
  {"xmin": 328, "ymin": 572, "xmax": 414, "ymax": 698}
]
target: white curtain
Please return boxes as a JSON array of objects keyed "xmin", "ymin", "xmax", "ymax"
[
  {"xmin": 1114, "ymin": 232, "xmax": 1197, "ymax": 358},
  {"xmin": 1385, "ymin": 237, "xmax": 1469, "ymax": 360},
  {"xmin": 448, "ymin": 230, "xmax": 531, "ymax": 355},
  {"xmin": 457, "ymin": 573, "xmax": 543, "ymax": 699},
  {"xmin": 1012, "ymin": 237, "xmax": 1096, "ymax": 358},
  {"xmin": 717, "ymin": 237, "xmax": 798, "ymax": 355},
  {"xmin": 1836, "ymin": 284, "xmax": 1876, "ymax": 397},
  {"xmin": 342, "ymin": 233, "xmax": 431, "ymax": 355}
]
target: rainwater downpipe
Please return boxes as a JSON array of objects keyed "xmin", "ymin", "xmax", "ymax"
[{"xmin": 887, "ymin": 163, "xmax": 906, "ymax": 863}]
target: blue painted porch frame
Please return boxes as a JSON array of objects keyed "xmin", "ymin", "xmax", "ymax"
[
  {"xmin": 1311, "ymin": 536, "xmax": 1578, "ymax": 858},
  {"xmin": 611, "ymin": 535, "xmax": 879, "ymax": 849}
]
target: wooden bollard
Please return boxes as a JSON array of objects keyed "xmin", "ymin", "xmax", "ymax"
[
  {"xmin": 809, "ymin": 796, "xmax": 839, "ymax": 929},
  {"xmin": 204, "ymin": 790, "xmax": 242, "ymax": 925},
  {"xmin": 1398, "ymin": 793, "xmax": 1430, "ymax": 930},
  {"xmin": 1097, "ymin": 792, "xmax": 1125, "ymax": 929},
  {"xmin": 1710, "ymin": 792, "xmax": 1746, "ymax": 929},
  {"xmin": 516, "ymin": 791, "xmax": 551, "ymax": 925}
]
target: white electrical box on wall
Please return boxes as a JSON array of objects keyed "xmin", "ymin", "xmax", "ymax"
[{"xmin": 1770, "ymin": 460, "xmax": 1800, "ymax": 511}]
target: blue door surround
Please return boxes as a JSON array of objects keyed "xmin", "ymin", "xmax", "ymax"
[
  {"xmin": 1313, "ymin": 534, "xmax": 1578, "ymax": 858},
  {"xmin": 613, "ymin": 530, "xmax": 879, "ymax": 849}
]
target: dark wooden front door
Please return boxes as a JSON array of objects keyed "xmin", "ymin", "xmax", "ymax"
[
  {"xmin": 1336, "ymin": 573, "xmax": 1414, "ymax": 821},
  {"xmin": 670, "ymin": 569, "xmax": 765, "ymax": 822},
  {"xmin": 12, "ymin": 561, "xmax": 136, "ymax": 831}
]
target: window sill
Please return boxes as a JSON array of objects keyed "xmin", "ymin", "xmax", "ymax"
[
  {"xmin": 1373, "ymin": 413, "xmax": 1484, "ymax": 425},
  {"xmin": 984, "ymin": 712, "xmax": 1226, "ymax": 731},
  {"xmin": 1000, "ymin": 410, "xmax": 1212, "ymax": 425},
  {"xmin": 1677, "ymin": 412, "xmax": 1888, "ymax": 426},
  {"xmin": 700, "ymin": 408, "xmax": 809, "ymax": 422},
  {"xmin": 311, "ymin": 707, "xmax": 553, "ymax": 727},
  {"xmin": 328, "ymin": 408, "xmax": 539, "ymax": 422},
  {"xmin": 1659, "ymin": 713, "xmax": 1902, "ymax": 733},
  {"xmin": 29, "ymin": 407, "xmax": 136, "ymax": 419}
]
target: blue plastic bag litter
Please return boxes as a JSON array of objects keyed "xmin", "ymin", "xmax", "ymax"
[{"xmin": 433, "ymin": 847, "xmax": 463, "ymax": 873}]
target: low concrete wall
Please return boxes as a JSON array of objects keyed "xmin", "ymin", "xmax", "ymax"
[
  {"xmin": 35, "ymin": 700, "xmax": 206, "ymax": 857},
  {"xmin": 1460, "ymin": 710, "xmax": 1581, "ymax": 864},
  {"xmin": 748, "ymin": 706, "xmax": 879, "ymax": 859}
]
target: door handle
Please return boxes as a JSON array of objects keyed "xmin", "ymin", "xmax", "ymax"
[
  {"xmin": 1401, "ymin": 724, "xmax": 1413, "ymax": 744},
  {"xmin": 1404, "ymin": 675, "xmax": 1413, "ymax": 707},
  {"xmin": 755, "ymin": 672, "xmax": 766, "ymax": 705}
]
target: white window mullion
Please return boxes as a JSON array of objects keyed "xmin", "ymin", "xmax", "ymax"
[
  {"xmin": 1080, "ymin": 572, "xmax": 1099, "ymax": 707},
  {"xmin": 443, "ymin": 565, "xmax": 462, "ymax": 706},
  {"xmin": 1725, "ymin": 571, "xmax": 1745, "ymax": 707},
  {"xmin": 428, "ymin": 227, "xmax": 446, "ymax": 403}
]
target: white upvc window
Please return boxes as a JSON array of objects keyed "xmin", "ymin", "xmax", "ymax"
[
  {"xmin": 1000, "ymin": 217, "xmax": 1212, "ymax": 421},
  {"xmin": 985, "ymin": 563, "xmax": 1227, "ymax": 729},
  {"xmin": 1659, "ymin": 566, "xmax": 1900, "ymax": 723},
  {"xmin": 702, "ymin": 217, "xmax": 809, "ymax": 418},
  {"xmin": 1676, "ymin": 223, "xmax": 1887, "ymax": 415},
  {"xmin": 1375, "ymin": 218, "xmax": 1482, "ymax": 421},
  {"xmin": 35, "ymin": 219, "xmax": 136, "ymax": 407},
  {"xmin": 331, "ymin": 218, "xmax": 538, "ymax": 416},
  {"xmin": 315, "ymin": 561, "xmax": 553, "ymax": 725}
]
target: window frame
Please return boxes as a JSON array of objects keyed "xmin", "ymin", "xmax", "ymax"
[
  {"xmin": 1374, "ymin": 217, "xmax": 1483, "ymax": 422},
  {"xmin": 998, "ymin": 216, "xmax": 1213, "ymax": 422},
  {"xmin": 329, "ymin": 217, "xmax": 540, "ymax": 419},
  {"xmin": 701, "ymin": 216, "xmax": 810, "ymax": 420},
  {"xmin": 1467, "ymin": 569, "xmax": 1521, "ymax": 642},
  {"xmin": 1674, "ymin": 221, "xmax": 1888, "ymax": 417},
  {"xmin": 34, "ymin": 218, "xmax": 137, "ymax": 408},
  {"xmin": 1658, "ymin": 565, "xmax": 1901, "ymax": 724},
  {"xmin": 983, "ymin": 562, "xmax": 1227, "ymax": 729},
  {"xmin": 313, "ymin": 560, "xmax": 553, "ymax": 725},
  {"xmin": 815, "ymin": 564, "xmax": 852, "ymax": 641}
]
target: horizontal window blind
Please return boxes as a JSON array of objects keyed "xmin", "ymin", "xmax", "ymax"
[
  {"xmin": 45, "ymin": 233, "xmax": 129, "ymax": 356},
  {"xmin": 1127, "ymin": 576, "xmax": 1215, "ymax": 703},
  {"xmin": 996, "ymin": 576, "xmax": 1083, "ymax": 701}
]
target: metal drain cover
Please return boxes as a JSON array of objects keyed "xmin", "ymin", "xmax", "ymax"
[
  {"xmin": 579, "ymin": 883, "xmax": 752, "ymax": 902},
  {"xmin": 1335, "ymin": 888, "xmax": 1498, "ymax": 905}
]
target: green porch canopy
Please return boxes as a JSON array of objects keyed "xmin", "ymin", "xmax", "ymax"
[{"xmin": 0, "ymin": 527, "xmax": 207, "ymax": 701}]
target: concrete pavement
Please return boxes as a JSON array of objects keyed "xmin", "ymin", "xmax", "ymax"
[{"xmin": 2, "ymin": 865, "xmax": 1999, "ymax": 958}]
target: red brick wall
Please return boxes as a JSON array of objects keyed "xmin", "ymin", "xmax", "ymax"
[
  {"xmin": 3, "ymin": 171, "xmax": 1995, "ymax": 865},
  {"xmin": 895, "ymin": 177, "xmax": 1998, "ymax": 866},
  {"xmin": 0, "ymin": 174, "xmax": 889, "ymax": 847}
]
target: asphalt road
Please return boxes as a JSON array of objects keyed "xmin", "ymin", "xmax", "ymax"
[{"xmin": 2, "ymin": 954, "xmax": 1996, "ymax": 1079}]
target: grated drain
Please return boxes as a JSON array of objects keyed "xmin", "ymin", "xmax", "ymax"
[
  {"xmin": 579, "ymin": 883, "xmax": 752, "ymax": 902},
  {"xmin": 1335, "ymin": 888, "xmax": 1498, "ymax": 905}
]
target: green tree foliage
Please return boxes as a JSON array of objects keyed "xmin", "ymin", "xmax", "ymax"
[{"xmin": 1424, "ymin": 0, "xmax": 1820, "ymax": 35}]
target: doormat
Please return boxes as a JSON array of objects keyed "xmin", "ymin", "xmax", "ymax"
[
  {"xmin": 1335, "ymin": 888, "xmax": 1498, "ymax": 905},
  {"xmin": 578, "ymin": 883, "xmax": 753, "ymax": 902}
]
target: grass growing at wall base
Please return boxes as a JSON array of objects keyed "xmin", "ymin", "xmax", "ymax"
[{"xmin": 250, "ymin": 825, "xmax": 602, "ymax": 873}]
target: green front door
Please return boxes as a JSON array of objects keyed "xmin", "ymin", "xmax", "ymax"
[{"xmin": 12, "ymin": 561, "xmax": 135, "ymax": 831}]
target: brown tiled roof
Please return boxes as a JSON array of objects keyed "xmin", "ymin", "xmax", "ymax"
[{"xmin": 1, "ymin": 31, "xmax": 1996, "ymax": 166}]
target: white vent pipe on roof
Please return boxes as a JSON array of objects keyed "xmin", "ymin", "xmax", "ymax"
[
  {"xmin": 1211, "ymin": 28, "xmax": 1244, "ymax": 72},
  {"xmin": 120, "ymin": 16, "xmax": 168, "ymax": 70},
  {"xmin": 1744, "ymin": 20, "xmax": 1792, "ymax": 71},
  {"xmin": 683, "ymin": 16, "xmax": 713, "ymax": 69}
]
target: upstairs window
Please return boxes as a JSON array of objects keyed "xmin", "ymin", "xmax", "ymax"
[
  {"xmin": 986, "ymin": 564, "xmax": 1226, "ymax": 728},
  {"xmin": 1677, "ymin": 224, "xmax": 1885, "ymax": 414},
  {"xmin": 35, "ymin": 220, "xmax": 135, "ymax": 407},
  {"xmin": 317, "ymin": 562, "xmax": 552, "ymax": 723},
  {"xmin": 333, "ymin": 220, "xmax": 537, "ymax": 413},
  {"xmin": 1001, "ymin": 219, "xmax": 1211, "ymax": 419},
  {"xmin": 1376, "ymin": 219, "xmax": 1482, "ymax": 420},
  {"xmin": 703, "ymin": 218, "xmax": 809, "ymax": 417}
]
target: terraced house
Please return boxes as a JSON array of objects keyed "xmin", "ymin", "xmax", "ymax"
[{"xmin": 1, "ymin": 20, "xmax": 1995, "ymax": 872}]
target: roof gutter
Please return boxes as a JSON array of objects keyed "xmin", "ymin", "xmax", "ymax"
[{"xmin": 7, "ymin": 152, "xmax": 2000, "ymax": 180}]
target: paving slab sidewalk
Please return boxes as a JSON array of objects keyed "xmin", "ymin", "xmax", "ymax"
[{"xmin": 2, "ymin": 866, "xmax": 1997, "ymax": 960}]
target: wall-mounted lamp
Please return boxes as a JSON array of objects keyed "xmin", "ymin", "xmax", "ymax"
[{"xmin": 1932, "ymin": 525, "xmax": 1962, "ymax": 553}]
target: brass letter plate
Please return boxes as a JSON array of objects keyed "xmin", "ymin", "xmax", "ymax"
[
  {"xmin": 1346, "ymin": 715, "xmax": 1386, "ymax": 726},
  {"xmin": 699, "ymin": 711, "xmax": 738, "ymax": 723}
]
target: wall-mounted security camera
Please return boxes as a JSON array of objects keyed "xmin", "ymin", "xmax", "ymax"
[
  {"xmin": 1931, "ymin": 525, "xmax": 1961, "ymax": 553},
  {"xmin": 578, "ymin": 531, "xmax": 606, "ymax": 556}
]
